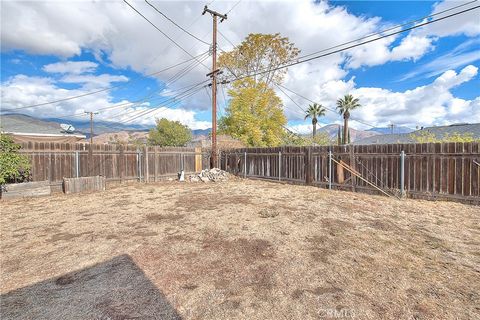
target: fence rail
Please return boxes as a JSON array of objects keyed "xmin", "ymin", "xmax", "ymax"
[
  {"xmin": 221, "ymin": 142, "xmax": 480, "ymax": 205},
  {"xmin": 13, "ymin": 141, "xmax": 480, "ymax": 204},
  {"xmin": 17, "ymin": 142, "xmax": 209, "ymax": 184}
]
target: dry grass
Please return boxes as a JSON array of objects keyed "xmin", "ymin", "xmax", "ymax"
[{"xmin": 1, "ymin": 180, "xmax": 479, "ymax": 319}]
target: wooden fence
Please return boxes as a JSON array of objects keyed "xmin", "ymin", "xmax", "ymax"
[
  {"xmin": 221, "ymin": 142, "xmax": 480, "ymax": 204},
  {"xmin": 18, "ymin": 142, "xmax": 209, "ymax": 187}
]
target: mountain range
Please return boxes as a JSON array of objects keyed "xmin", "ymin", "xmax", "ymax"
[{"xmin": 3, "ymin": 113, "xmax": 404, "ymax": 142}]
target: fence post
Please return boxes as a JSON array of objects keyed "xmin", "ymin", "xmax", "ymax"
[
  {"xmin": 144, "ymin": 146, "xmax": 149, "ymax": 183},
  {"xmin": 119, "ymin": 144, "xmax": 125, "ymax": 183},
  {"xmin": 154, "ymin": 147, "xmax": 158, "ymax": 181},
  {"xmin": 195, "ymin": 147, "xmax": 202, "ymax": 172},
  {"xmin": 400, "ymin": 150, "xmax": 405, "ymax": 198},
  {"xmin": 244, "ymin": 151, "xmax": 247, "ymax": 178},
  {"xmin": 222, "ymin": 151, "xmax": 228, "ymax": 171},
  {"xmin": 88, "ymin": 143, "xmax": 93, "ymax": 176},
  {"xmin": 328, "ymin": 150, "xmax": 332, "ymax": 190},
  {"xmin": 75, "ymin": 151, "xmax": 80, "ymax": 178},
  {"xmin": 137, "ymin": 150, "xmax": 141, "ymax": 182},
  {"xmin": 305, "ymin": 148, "xmax": 312, "ymax": 185},
  {"xmin": 349, "ymin": 145, "xmax": 356, "ymax": 192},
  {"xmin": 278, "ymin": 151, "xmax": 282, "ymax": 181}
]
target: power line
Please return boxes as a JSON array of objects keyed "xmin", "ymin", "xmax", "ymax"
[
  {"xmin": 226, "ymin": 0, "xmax": 242, "ymax": 15},
  {"xmin": 113, "ymin": 86, "xmax": 203, "ymax": 124},
  {"xmin": 106, "ymin": 80, "xmax": 209, "ymax": 122},
  {"xmin": 124, "ymin": 0, "xmax": 209, "ymax": 70},
  {"xmin": 117, "ymin": 81, "xmax": 209, "ymax": 124},
  {"xmin": 2, "ymin": 51, "xmax": 209, "ymax": 111},
  {"xmin": 296, "ymin": 0, "xmax": 478, "ymax": 62},
  {"xmin": 119, "ymin": 86, "xmax": 205, "ymax": 124},
  {"xmin": 145, "ymin": 0, "xmax": 210, "ymax": 46},
  {"xmin": 164, "ymin": 52, "xmax": 210, "ymax": 85},
  {"xmin": 222, "ymin": 3, "xmax": 479, "ymax": 84},
  {"xmin": 274, "ymin": 83, "xmax": 306, "ymax": 116},
  {"xmin": 218, "ymin": 30, "xmax": 237, "ymax": 49}
]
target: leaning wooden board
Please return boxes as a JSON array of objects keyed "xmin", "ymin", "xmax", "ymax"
[
  {"xmin": 63, "ymin": 176, "xmax": 106, "ymax": 194},
  {"xmin": 1, "ymin": 181, "xmax": 51, "ymax": 199}
]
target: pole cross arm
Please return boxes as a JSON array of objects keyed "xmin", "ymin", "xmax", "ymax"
[
  {"xmin": 202, "ymin": 6, "xmax": 228, "ymax": 21},
  {"xmin": 206, "ymin": 69, "xmax": 222, "ymax": 77}
]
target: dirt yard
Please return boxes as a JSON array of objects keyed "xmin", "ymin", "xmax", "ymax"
[{"xmin": 1, "ymin": 179, "xmax": 479, "ymax": 319}]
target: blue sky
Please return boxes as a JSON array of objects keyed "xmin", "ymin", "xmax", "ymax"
[{"xmin": 1, "ymin": 0, "xmax": 479, "ymax": 132}]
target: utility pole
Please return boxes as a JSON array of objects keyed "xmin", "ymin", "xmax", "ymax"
[
  {"xmin": 85, "ymin": 111, "xmax": 98, "ymax": 174},
  {"xmin": 85, "ymin": 111, "xmax": 99, "ymax": 144},
  {"xmin": 203, "ymin": 5, "xmax": 227, "ymax": 168},
  {"xmin": 389, "ymin": 123, "xmax": 395, "ymax": 134}
]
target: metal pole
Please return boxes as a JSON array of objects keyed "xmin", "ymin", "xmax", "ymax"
[
  {"xmin": 75, "ymin": 151, "xmax": 79, "ymax": 178},
  {"xmin": 328, "ymin": 150, "xmax": 332, "ymax": 190},
  {"xmin": 278, "ymin": 151, "xmax": 281, "ymax": 181},
  {"xmin": 244, "ymin": 151, "xmax": 247, "ymax": 178},
  {"xmin": 89, "ymin": 112, "xmax": 93, "ymax": 144},
  {"xmin": 400, "ymin": 150, "xmax": 405, "ymax": 198},
  {"xmin": 137, "ymin": 151, "xmax": 141, "ymax": 182}
]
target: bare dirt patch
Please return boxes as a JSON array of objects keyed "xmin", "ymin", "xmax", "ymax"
[{"xmin": 1, "ymin": 179, "xmax": 479, "ymax": 319}]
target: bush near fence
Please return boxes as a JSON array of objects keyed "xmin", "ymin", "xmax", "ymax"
[{"xmin": 220, "ymin": 142, "xmax": 480, "ymax": 205}]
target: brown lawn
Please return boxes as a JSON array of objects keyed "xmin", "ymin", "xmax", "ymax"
[{"xmin": 1, "ymin": 179, "xmax": 479, "ymax": 319}]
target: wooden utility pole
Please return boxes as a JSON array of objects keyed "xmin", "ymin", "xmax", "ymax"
[
  {"xmin": 85, "ymin": 111, "xmax": 98, "ymax": 174},
  {"xmin": 203, "ymin": 5, "xmax": 227, "ymax": 168},
  {"xmin": 85, "ymin": 111, "xmax": 98, "ymax": 144},
  {"xmin": 389, "ymin": 123, "xmax": 395, "ymax": 134}
]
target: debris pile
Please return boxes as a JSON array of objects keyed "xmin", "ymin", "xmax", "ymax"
[{"xmin": 188, "ymin": 168, "xmax": 231, "ymax": 182}]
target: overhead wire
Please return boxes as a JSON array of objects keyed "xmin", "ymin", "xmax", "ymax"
[
  {"xmin": 225, "ymin": 0, "xmax": 242, "ymax": 15},
  {"xmin": 1, "ymin": 51, "xmax": 209, "ymax": 111},
  {"xmin": 123, "ymin": 0, "xmax": 210, "ymax": 70},
  {"xmin": 117, "ymin": 80, "xmax": 209, "ymax": 123},
  {"xmin": 221, "ymin": 3, "xmax": 480, "ymax": 84},
  {"xmin": 119, "ymin": 85, "xmax": 206, "ymax": 124},
  {"xmin": 145, "ymin": 0, "xmax": 210, "ymax": 46}
]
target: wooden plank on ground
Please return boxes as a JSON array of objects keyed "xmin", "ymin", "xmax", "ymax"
[
  {"xmin": 63, "ymin": 176, "xmax": 106, "ymax": 194},
  {"xmin": 1, "ymin": 181, "xmax": 51, "ymax": 199}
]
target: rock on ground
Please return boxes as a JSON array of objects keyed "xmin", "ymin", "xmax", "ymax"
[{"xmin": 188, "ymin": 168, "xmax": 231, "ymax": 182}]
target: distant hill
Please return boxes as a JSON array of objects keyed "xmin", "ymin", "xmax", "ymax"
[
  {"xmin": 45, "ymin": 117, "xmax": 149, "ymax": 137},
  {"xmin": 317, "ymin": 124, "xmax": 380, "ymax": 142},
  {"xmin": 3, "ymin": 113, "xmax": 380, "ymax": 143},
  {"xmin": 367, "ymin": 126, "xmax": 414, "ymax": 134}
]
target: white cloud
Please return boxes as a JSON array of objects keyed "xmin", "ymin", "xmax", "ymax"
[
  {"xmin": 399, "ymin": 38, "xmax": 480, "ymax": 81},
  {"xmin": 414, "ymin": 0, "xmax": 480, "ymax": 38},
  {"xmin": 0, "ymin": 0, "xmax": 447, "ymax": 94},
  {"xmin": 59, "ymin": 74, "xmax": 129, "ymax": 89},
  {"xmin": 1, "ymin": 0, "xmax": 479, "ymax": 129},
  {"xmin": 351, "ymin": 65, "xmax": 479, "ymax": 128},
  {"xmin": 0, "ymin": 73, "xmax": 210, "ymax": 130},
  {"xmin": 279, "ymin": 65, "xmax": 479, "ymax": 130},
  {"xmin": 43, "ymin": 61, "xmax": 98, "ymax": 74}
]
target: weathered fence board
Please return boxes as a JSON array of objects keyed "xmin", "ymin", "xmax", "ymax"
[
  {"xmin": 18, "ymin": 142, "xmax": 209, "ymax": 184},
  {"xmin": 1, "ymin": 181, "xmax": 51, "ymax": 199},
  {"xmin": 63, "ymin": 176, "xmax": 106, "ymax": 194},
  {"xmin": 222, "ymin": 142, "xmax": 480, "ymax": 204}
]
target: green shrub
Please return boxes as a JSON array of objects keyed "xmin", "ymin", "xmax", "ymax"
[{"xmin": 0, "ymin": 134, "xmax": 31, "ymax": 184}]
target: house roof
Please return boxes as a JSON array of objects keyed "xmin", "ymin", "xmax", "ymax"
[
  {"xmin": 353, "ymin": 123, "xmax": 480, "ymax": 145},
  {"xmin": 1, "ymin": 114, "xmax": 85, "ymax": 138}
]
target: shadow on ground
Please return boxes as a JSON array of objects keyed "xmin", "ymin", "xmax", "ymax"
[{"xmin": 1, "ymin": 254, "xmax": 181, "ymax": 320}]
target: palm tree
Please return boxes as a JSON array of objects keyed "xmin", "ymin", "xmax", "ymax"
[
  {"xmin": 304, "ymin": 103, "xmax": 326, "ymax": 138},
  {"xmin": 336, "ymin": 94, "xmax": 361, "ymax": 144}
]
